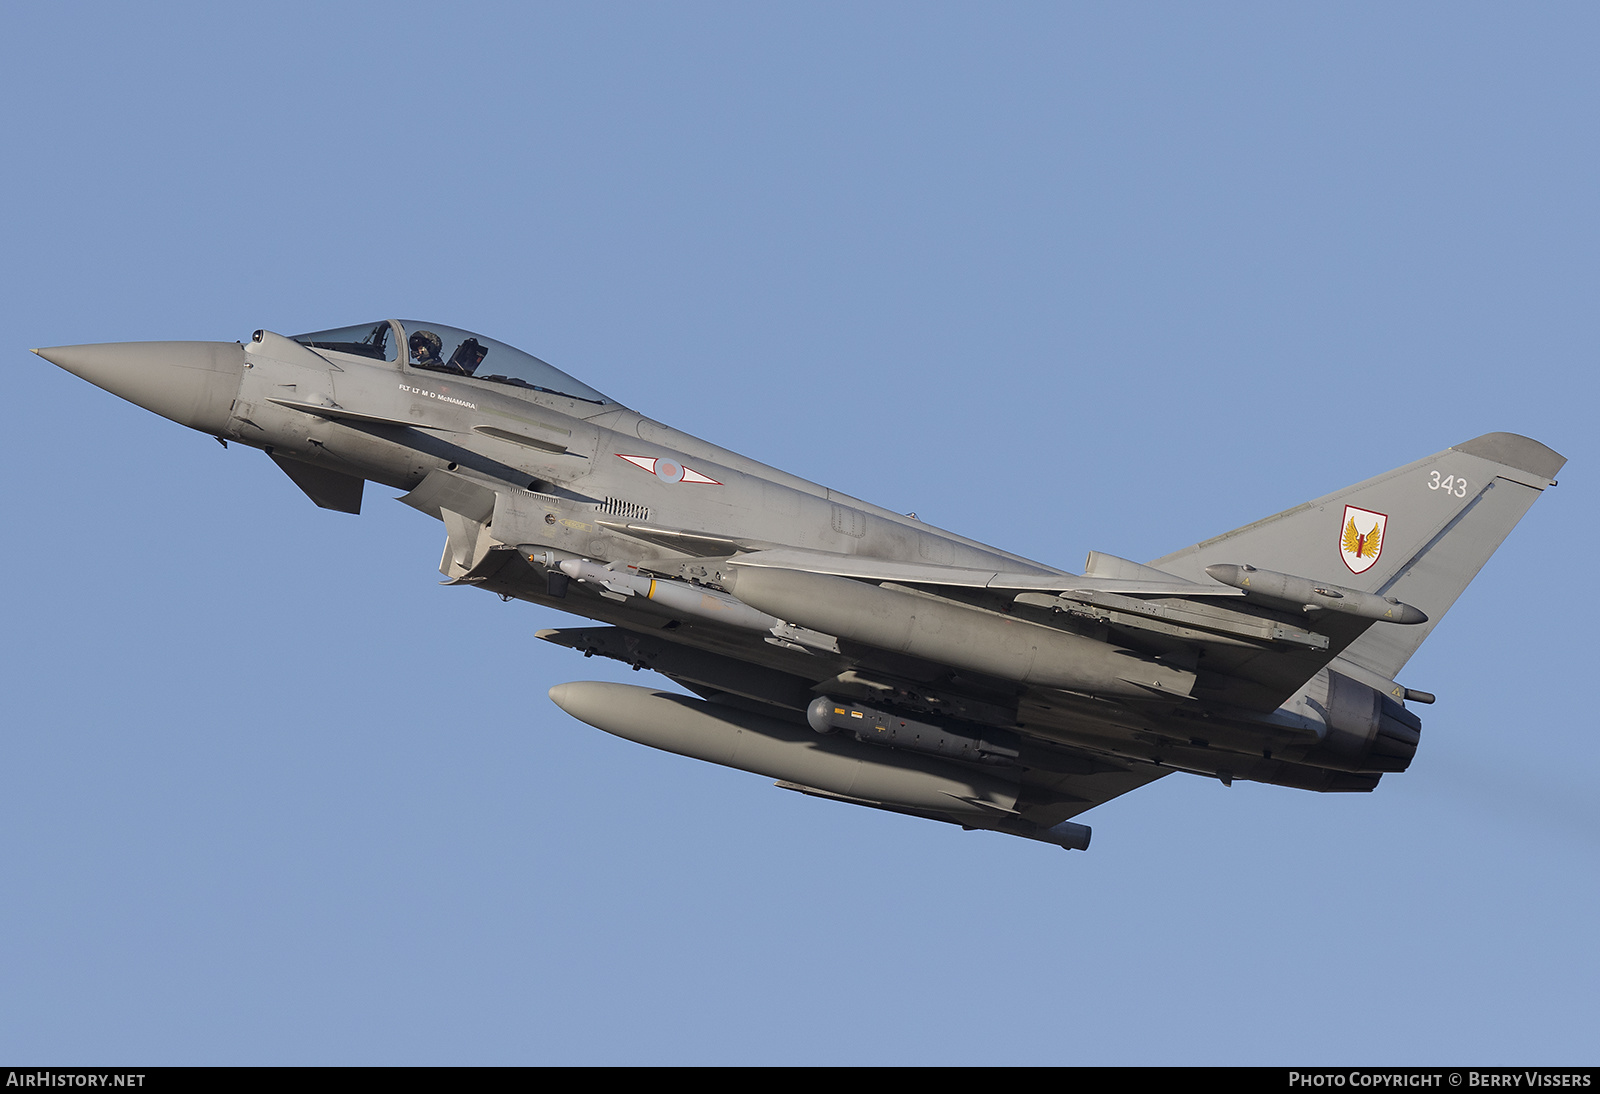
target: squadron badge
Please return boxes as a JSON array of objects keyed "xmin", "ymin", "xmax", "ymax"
[{"xmin": 1339, "ymin": 505, "xmax": 1387, "ymax": 575}]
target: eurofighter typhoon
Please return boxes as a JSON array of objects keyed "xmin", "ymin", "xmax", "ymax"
[{"xmin": 34, "ymin": 322, "xmax": 1565, "ymax": 850}]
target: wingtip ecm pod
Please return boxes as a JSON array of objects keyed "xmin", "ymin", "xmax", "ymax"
[{"xmin": 1204, "ymin": 564, "xmax": 1427, "ymax": 624}]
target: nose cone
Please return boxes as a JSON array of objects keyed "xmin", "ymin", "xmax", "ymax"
[{"xmin": 33, "ymin": 341, "xmax": 245, "ymax": 434}]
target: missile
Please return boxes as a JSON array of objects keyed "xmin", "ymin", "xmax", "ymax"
[
  {"xmin": 559, "ymin": 558, "xmax": 784, "ymax": 632},
  {"xmin": 722, "ymin": 566, "xmax": 1196, "ymax": 699},
  {"xmin": 548, "ymin": 681, "xmax": 1093, "ymax": 850},
  {"xmin": 1204, "ymin": 564, "xmax": 1428, "ymax": 624}
]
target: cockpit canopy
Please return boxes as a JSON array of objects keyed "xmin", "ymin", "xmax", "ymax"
[{"xmin": 291, "ymin": 320, "xmax": 611, "ymax": 405}]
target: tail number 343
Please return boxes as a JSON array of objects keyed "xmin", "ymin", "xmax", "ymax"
[{"xmin": 1428, "ymin": 471, "xmax": 1468, "ymax": 497}]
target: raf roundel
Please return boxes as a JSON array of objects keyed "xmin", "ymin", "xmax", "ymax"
[{"xmin": 614, "ymin": 453, "xmax": 723, "ymax": 486}]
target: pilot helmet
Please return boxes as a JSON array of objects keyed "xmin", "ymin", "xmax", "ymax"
[{"xmin": 409, "ymin": 330, "xmax": 443, "ymax": 359}]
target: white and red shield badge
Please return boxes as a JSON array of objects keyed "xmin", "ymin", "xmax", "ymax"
[{"xmin": 1339, "ymin": 505, "xmax": 1388, "ymax": 575}]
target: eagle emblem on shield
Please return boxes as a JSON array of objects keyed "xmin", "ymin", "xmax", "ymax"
[{"xmin": 1339, "ymin": 505, "xmax": 1388, "ymax": 575}]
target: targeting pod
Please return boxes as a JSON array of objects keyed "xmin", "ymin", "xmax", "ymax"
[{"xmin": 806, "ymin": 696, "xmax": 1022, "ymax": 767}]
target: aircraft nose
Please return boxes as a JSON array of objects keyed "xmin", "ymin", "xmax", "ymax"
[{"xmin": 32, "ymin": 341, "xmax": 245, "ymax": 435}]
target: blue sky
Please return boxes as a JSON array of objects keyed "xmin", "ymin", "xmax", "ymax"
[{"xmin": 2, "ymin": 3, "xmax": 1596, "ymax": 1064}]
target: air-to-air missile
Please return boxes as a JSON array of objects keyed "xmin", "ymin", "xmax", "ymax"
[{"xmin": 33, "ymin": 321, "xmax": 1564, "ymax": 849}]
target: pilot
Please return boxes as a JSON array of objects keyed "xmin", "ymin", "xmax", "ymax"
[{"xmin": 409, "ymin": 329, "xmax": 444, "ymax": 369}]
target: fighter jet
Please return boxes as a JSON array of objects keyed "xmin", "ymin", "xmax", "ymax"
[{"xmin": 33, "ymin": 321, "xmax": 1565, "ymax": 850}]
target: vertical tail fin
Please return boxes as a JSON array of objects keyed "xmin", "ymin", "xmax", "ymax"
[{"xmin": 1147, "ymin": 433, "xmax": 1564, "ymax": 680}]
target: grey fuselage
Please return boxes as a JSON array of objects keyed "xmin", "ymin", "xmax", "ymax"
[{"xmin": 243, "ymin": 328, "xmax": 1047, "ymax": 574}]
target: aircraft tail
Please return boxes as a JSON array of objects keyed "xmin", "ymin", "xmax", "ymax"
[{"xmin": 1146, "ymin": 433, "xmax": 1565, "ymax": 680}]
